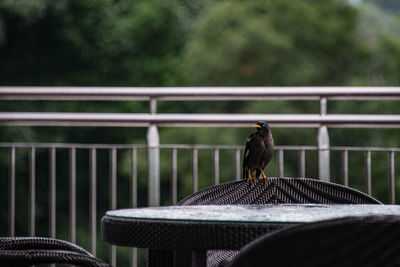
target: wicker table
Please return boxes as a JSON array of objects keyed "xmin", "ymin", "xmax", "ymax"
[{"xmin": 101, "ymin": 204, "xmax": 400, "ymax": 267}]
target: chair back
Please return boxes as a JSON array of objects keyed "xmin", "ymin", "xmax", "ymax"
[
  {"xmin": 222, "ymin": 215, "xmax": 400, "ymax": 267},
  {"xmin": 179, "ymin": 178, "xmax": 381, "ymax": 205},
  {"xmin": 0, "ymin": 237, "xmax": 111, "ymax": 267}
]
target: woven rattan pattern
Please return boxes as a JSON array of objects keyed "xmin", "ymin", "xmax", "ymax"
[
  {"xmin": 178, "ymin": 178, "xmax": 382, "ymax": 267},
  {"xmin": 222, "ymin": 215, "xmax": 400, "ymax": 267},
  {"xmin": 0, "ymin": 237, "xmax": 111, "ymax": 266},
  {"xmin": 179, "ymin": 178, "xmax": 381, "ymax": 205},
  {"xmin": 102, "ymin": 216, "xmax": 283, "ymax": 249}
]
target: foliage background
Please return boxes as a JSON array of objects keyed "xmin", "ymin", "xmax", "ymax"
[{"xmin": 1, "ymin": 0, "xmax": 400, "ymax": 265}]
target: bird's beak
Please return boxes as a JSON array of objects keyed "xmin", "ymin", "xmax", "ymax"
[{"xmin": 253, "ymin": 124, "xmax": 261, "ymax": 128}]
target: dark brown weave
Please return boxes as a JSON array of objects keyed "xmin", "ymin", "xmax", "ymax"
[
  {"xmin": 177, "ymin": 177, "xmax": 381, "ymax": 267},
  {"xmin": 102, "ymin": 216, "xmax": 283, "ymax": 249},
  {"xmin": 221, "ymin": 215, "xmax": 400, "ymax": 267},
  {"xmin": 179, "ymin": 178, "xmax": 381, "ymax": 205},
  {"xmin": 0, "ymin": 237, "xmax": 111, "ymax": 267}
]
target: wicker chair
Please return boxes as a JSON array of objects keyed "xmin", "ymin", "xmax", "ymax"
[
  {"xmin": 175, "ymin": 177, "xmax": 381, "ymax": 267},
  {"xmin": 221, "ymin": 215, "xmax": 400, "ymax": 267},
  {"xmin": 0, "ymin": 236, "xmax": 111, "ymax": 267}
]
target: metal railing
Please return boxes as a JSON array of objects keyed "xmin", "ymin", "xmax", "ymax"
[
  {"xmin": 0, "ymin": 142, "xmax": 398, "ymax": 266},
  {"xmin": 1, "ymin": 86, "xmax": 400, "ymax": 266}
]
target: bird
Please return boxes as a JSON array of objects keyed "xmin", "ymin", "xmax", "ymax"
[{"xmin": 242, "ymin": 121, "xmax": 274, "ymax": 184}]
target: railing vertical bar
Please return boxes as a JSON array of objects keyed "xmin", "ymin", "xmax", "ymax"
[
  {"xmin": 89, "ymin": 148, "xmax": 97, "ymax": 256},
  {"xmin": 365, "ymin": 151, "xmax": 372, "ymax": 195},
  {"xmin": 342, "ymin": 150, "xmax": 348, "ymax": 186},
  {"xmin": 192, "ymin": 148, "xmax": 198, "ymax": 193},
  {"xmin": 389, "ymin": 151, "xmax": 395, "ymax": 204},
  {"xmin": 69, "ymin": 147, "xmax": 76, "ymax": 244},
  {"xmin": 109, "ymin": 148, "xmax": 117, "ymax": 267},
  {"xmin": 278, "ymin": 150, "xmax": 284, "ymax": 177},
  {"xmin": 130, "ymin": 148, "xmax": 137, "ymax": 267},
  {"xmin": 9, "ymin": 146, "xmax": 15, "ymax": 237},
  {"xmin": 171, "ymin": 148, "xmax": 178, "ymax": 205},
  {"xmin": 29, "ymin": 147, "xmax": 36, "ymax": 236},
  {"xmin": 234, "ymin": 149, "xmax": 241, "ymax": 181},
  {"xmin": 298, "ymin": 150, "xmax": 305, "ymax": 178},
  {"xmin": 49, "ymin": 147, "xmax": 56, "ymax": 239},
  {"xmin": 342, "ymin": 150, "xmax": 349, "ymax": 186},
  {"xmin": 213, "ymin": 149, "xmax": 220, "ymax": 185},
  {"xmin": 110, "ymin": 148, "xmax": 117, "ymax": 209},
  {"xmin": 130, "ymin": 148, "xmax": 137, "ymax": 209}
]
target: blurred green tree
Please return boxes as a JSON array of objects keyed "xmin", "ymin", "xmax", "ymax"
[
  {"xmin": 182, "ymin": 0, "xmax": 366, "ymax": 86},
  {"xmin": 351, "ymin": 2, "xmax": 400, "ymax": 85},
  {"xmin": 0, "ymin": 0, "xmax": 184, "ymax": 86}
]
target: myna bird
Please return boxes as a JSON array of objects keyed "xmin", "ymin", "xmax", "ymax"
[{"xmin": 242, "ymin": 121, "xmax": 274, "ymax": 184}]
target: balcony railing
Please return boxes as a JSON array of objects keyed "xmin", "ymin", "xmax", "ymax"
[{"xmin": 1, "ymin": 86, "xmax": 400, "ymax": 266}]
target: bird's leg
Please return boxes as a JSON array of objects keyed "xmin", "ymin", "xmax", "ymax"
[
  {"xmin": 247, "ymin": 169, "xmax": 256, "ymax": 185},
  {"xmin": 259, "ymin": 168, "xmax": 269, "ymax": 183}
]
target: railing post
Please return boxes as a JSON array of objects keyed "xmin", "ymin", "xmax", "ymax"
[
  {"xmin": 192, "ymin": 148, "xmax": 198, "ymax": 193},
  {"xmin": 147, "ymin": 98, "xmax": 160, "ymax": 206},
  {"xmin": 341, "ymin": 150, "xmax": 348, "ymax": 186},
  {"xmin": 109, "ymin": 147, "xmax": 117, "ymax": 267},
  {"xmin": 9, "ymin": 146, "xmax": 15, "ymax": 237},
  {"xmin": 365, "ymin": 151, "xmax": 372, "ymax": 195},
  {"xmin": 318, "ymin": 98, "xmax": 330, "ymax": 182},
  {"xmin": 388, "ymin": 151, "xmax": 395, "ymax": 204},
  {"xmin": 213, "ymin": 149, "xmax": 220, "ymax": 185},
  {"xmin": 29, "ymin": 147, "xmax": 36, "ymax": 236},
  {"xmin": 49, "ymin": 147, "xmax": 56, "ymax": 239},
  {"xmin": 69, "ymin": 147, "xmax": 76, "ymax": 244},
  {"xmin": 298, "ymin": 150, "xmax": 306, "ymax": 178},
  {"xmin": 130, "ymin": 148, "xmax": 138, "ymax": 209},
  {"xmin": 277, "ymin": 150, "xmax": 284, "ymax": 177},
  {"xmin": 89, "ymin": 148, "xmax": 97, "ymax": 256},
  {"xmin": 234, "ymin": 149, "xmax": 241, "ymax": 181},
  {"xmin": 130, "ymin": 148, "xmax": 138, "ymax": 267},
  {"xmin": 171, "ymin": 148, "xmax": 178, "ymax": 205}
]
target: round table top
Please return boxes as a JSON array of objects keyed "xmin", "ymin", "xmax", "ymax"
[{"xmin": 105, "ymin": 204, "xmax": 400, "ymax": 224}]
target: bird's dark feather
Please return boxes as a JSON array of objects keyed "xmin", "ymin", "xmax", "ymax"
[{"xmin": 242, "ymin": 125, "xmax": 274, "ymax": 180}]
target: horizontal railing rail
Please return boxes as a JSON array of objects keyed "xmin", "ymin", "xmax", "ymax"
[
  {"xmin": 1, "ymin": 86, "xmax": 400, "ymax": 100},
  {"xmin": 3, "ymin": 142, "xmax": 400, "ymax": 152},
  {"xmin": 1, "ymin": 113, "xmax": 400, "ymax": 127}
]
